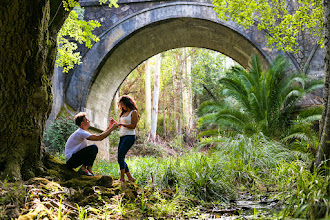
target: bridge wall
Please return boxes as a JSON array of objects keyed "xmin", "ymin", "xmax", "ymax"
[{"xmin": 66, "ymin": 1, "xmax": 279, "ymax": 129}]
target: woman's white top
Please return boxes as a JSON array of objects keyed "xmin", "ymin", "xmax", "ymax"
[{"xmin": 119, "ymin": 111, "xmax": 136, "ymax": 137}]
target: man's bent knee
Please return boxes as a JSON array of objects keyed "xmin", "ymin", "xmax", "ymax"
[{"xmin": 88, "ymin": 144, "xmax": 98, "ymax": 153}]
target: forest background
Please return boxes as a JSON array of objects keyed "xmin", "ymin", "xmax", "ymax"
[{"xmin": 1, "ymin": 0, "xmax": 330, "ymax": 219}]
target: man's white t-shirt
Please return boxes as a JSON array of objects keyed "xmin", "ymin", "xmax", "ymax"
[{"xmin": 65, "ymin": 128, "xmax": 92, "ymax": 162}]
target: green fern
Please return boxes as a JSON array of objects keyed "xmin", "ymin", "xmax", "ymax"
[{"xmin": 198, "ymin": 55, "xmax": 323, "ymax": 141}]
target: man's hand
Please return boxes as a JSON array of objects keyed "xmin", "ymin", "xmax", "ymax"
[
  {"xmin": 87, "ymin": 120, "xmax": 119, "ymax": 141},
  {"xmin": 111, "ymin": 122, "xmax": 119, "ymax": 129},
  {"xmin": 108, "ymin": 118, "xmax": 118, "ymax": 129}
]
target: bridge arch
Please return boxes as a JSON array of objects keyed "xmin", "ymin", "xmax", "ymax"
[{"xmin": 65, "ymin": 2, "xmax": 289, "ymax": 130}]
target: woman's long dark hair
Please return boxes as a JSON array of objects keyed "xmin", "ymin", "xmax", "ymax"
[{"xmin": 118, "ymin": 95, "xmax": 140, "ymax": 118}]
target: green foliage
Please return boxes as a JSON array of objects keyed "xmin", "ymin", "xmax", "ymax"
[
  {"xmin": 57, "ymin": 0, "xmax": 119, "ymax": 73},
  {"xmin": 55, "ymin": 131, "xmax": 329, "ymax": 219},
  {"xmin": 62, "ymin": 0, "xmax": 80, "ymax": 10},
  {"xmin": 212, "ymin": 0, "xmax": 323, "ymax": 52},
  {"xmin": 44, "ymin": 117, "xmax": 78, "ymax": 154},
  {"xmin": 281, "ymin": 106, "xmax": 322, "ymax": 154},
  {"xmin": 98, "ymin": 0, "xmax": 119, "ymax": 8},
  {"xmin": 191, "ymin": 49, "xmax": 234, "ymax": 104},
  {"xmin": 56, "ymin": 7, "xmax": 100, "ymax": 73},
  {"xmin": 277, "ymin": 161, "xmax": 330, "ymax": 219},
  {"xmin": 198, "ymin": 55, "xmax": 323, "ymax": 141}
]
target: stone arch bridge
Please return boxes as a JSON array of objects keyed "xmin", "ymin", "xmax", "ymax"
[{"xmin": 50, "ymin": 0, "xmax": 325, "ymax": 160}]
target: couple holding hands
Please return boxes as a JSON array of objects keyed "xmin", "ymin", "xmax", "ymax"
[{"xmin": 64, "ymin": 95, "xmax": 139, "ymax": 183}]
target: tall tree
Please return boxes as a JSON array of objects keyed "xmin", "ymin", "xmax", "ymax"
[
  {"xmin": 316, "ymin": 1, "xmax": 330, "ymax": 171},
  {"xmin": 0, "ymin": 0, "xmax": 71, "ymax": 181},
  {"xmin": 151, "ymin": 54, "xmax": 162, "ymax": 140},
  {"xmin": 173, "ymin": 52, "xmax": 183, "ymax": 135},
  {"xmin": 182, "ymin": 48, "xmax": 194, "ymax": 132},
  {"xmin": 0, "ymin": 0, "xmax": 116, "ymax": 181},
  {"xmin": 145, "ymin": 60, "xmax": 152, "ymax": 132}
]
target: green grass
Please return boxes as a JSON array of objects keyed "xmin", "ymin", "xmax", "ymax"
[
  {"xmin": 57, "ymin": 133, "xmax": 328, "ymax": 219},
  {"xmin": 94, "ymin": 134, "xmax": 306, "ymax": 200}
]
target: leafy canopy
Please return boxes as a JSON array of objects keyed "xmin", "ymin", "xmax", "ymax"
[
  {"xmin": 212, "ymin": 0, "xmax": 323, "ymax": 52},
  {"xmin": 56, "ymin": 0, "xmax": 118, "ymax": 73}
]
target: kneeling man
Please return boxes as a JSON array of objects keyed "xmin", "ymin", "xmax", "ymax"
[{"xmin": 65, "ymin": 112, "xmax": 118, "ymax": 176}]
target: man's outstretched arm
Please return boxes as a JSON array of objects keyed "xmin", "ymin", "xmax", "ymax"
[{"xmin": 87, "ymin": 123, "xmax": 118, "ymax": 141}]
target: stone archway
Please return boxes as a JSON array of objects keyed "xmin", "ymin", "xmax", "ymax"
[
  {"xmin": 63, "ymin": 2, "xmax": 309, "ymax": 160},
  {"xmin": 65, "ymin": 2, "xmax": 283, "ymax": 130}
]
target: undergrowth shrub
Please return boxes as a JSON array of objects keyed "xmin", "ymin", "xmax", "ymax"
[
  {"xmin": 128, "ymin": 154, "xmax": 235, "ymax": 202},
  {"xmin": 131, "ymin": 131, "xmax": 173, "ymax": 157},
  {"xmin": 178, "ymin": 154, "xmax": 235, "ymax": 202},
  {"xmin": 44, "ymin": 116, "xmax": 77, "ymax": 154},
  {"xmin": 278, "ymin": 162, "xmax": 330, "ymax": 219},
  {"xmin": 199, "ymin": 133, "xmax": 311, "ymax": 191}
]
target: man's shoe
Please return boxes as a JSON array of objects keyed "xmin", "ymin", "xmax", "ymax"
[{"xmin": 78, "ymin": 168, "xmax": 94, "ymax": 176}]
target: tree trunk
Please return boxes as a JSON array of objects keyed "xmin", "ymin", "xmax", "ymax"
[
  {"xmin": 182, "ymin": 48, "xmax": 195, "ymax": 145},
  {"xmin": 182, "ymin": 48, "xmax": 194, "ymax": 131},
  {"xmin": 315, "ymin": 0, "xmax": 330, "ymax": 172},
  {"xmin": 0, "ymin": 0, "xmax": 69, "ymax": 181},
  {"xmin": 145, "ymin": 60, "xmax": 152, "ymax": 132},
  {"xmin": 173, "ymin": 53, "xmax": 182, "ymax": 135},
  {"xmin": 151, "ymin": 54, "xmax": 161, "ymax": 140},
  {"xmin": 163, "ymin": 90, "xmax": 166, "ymax": 139},
  {"xmin": 173, "ymin": 69, "xmax": 180, "ymax": 135}
]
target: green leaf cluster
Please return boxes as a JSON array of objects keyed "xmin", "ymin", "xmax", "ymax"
[
  {"xmin": 192, "ymin": 48, "xmax": 232, "ymax": 103},
  {"xmin": 198, "ymin": 55, "xmax": 323, "ymax": 142},
  {"xmin": 56, "ymin": 7, "xmax": 101, "ymax": 73},
  {"xmin": 99, "ymin": 0, "xmax": 119, "ymax": 8},
  {"xmin": 212, "ymin": 0, "xmax": 323, "ymax": 52},
  {"xmin": 44, "ymin": 116, "xmax": 78, "ymax": 154},
  {"xmin": 56, "ymin": 0, "xmax": 118, "ymax": 73}
]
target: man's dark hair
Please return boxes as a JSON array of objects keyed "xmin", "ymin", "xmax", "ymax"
[{"xmin": 74, "ymin": 112, "xmax": 87, "ymax": 127}]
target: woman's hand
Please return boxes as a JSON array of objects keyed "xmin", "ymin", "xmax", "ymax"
[
  {"xmin": 117, "ymin": 111, "xmax": 138, "ymax": 129},
  {"xmin": 108, "ymin": 118, "xmax": 118, "ymax": 129}
]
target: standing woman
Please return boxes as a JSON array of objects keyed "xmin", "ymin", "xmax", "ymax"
[{"xmin": 117, "ymin": 95, "xmax": 139, "ymax": 182}]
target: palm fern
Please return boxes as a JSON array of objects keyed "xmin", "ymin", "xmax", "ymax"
[
  {"xmin": 198, "ymin": 55, "xmax": 323, "ymax": 140},
  {"xmin": 281, "ymin": 106, "xmax": 323, "ymax": 154}
]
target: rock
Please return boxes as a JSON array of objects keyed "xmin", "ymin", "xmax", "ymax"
[
  {"xmin": 96, "ymin": 175, "xmax": 113, "ymax": 188},
  {"xmin": 83, "ymin": 187, "xmax": 95, "ymax": 196}
]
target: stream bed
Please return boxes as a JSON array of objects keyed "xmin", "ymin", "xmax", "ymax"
[{"xmin": 196, "ymin": 192, "xmax": 282, "ymax": 219}]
